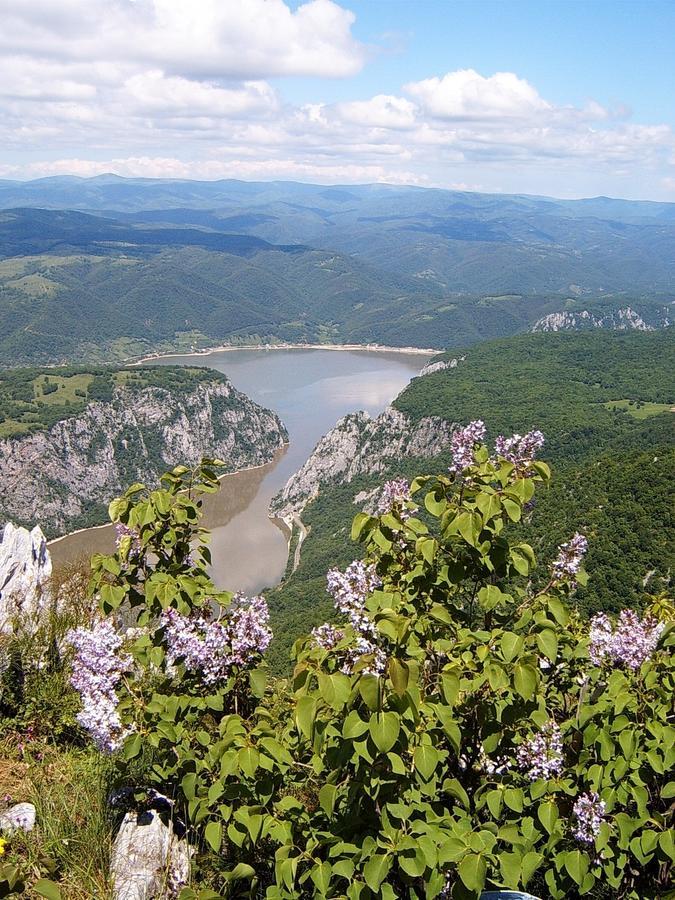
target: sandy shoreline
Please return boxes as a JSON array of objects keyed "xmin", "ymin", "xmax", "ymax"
[{"xmin": 129, "ymin": 341, "xmax": 439, "ymax": 365}]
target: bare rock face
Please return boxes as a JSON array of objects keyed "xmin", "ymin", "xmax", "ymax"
[
  {"xmin": 530, "ymin": 305, "xmax": 670, "ymax": 333},
  {"xmin": 0, "ymin": 379, "xmax": 288, "ymax": 536},
  {"xmin": 0, "ymin": 523, "xmax": 52, "ymax": 634},
  {"xmin": 271, "ymin": 407, "xmax": 455, "ymax": 520},
  {"xmin": 111, "ymin": 808, "xmax": 190, "ymax": 900},
  {"xmin": 419, "ymin": 355, "xmax": 465, "ymax": 377}
]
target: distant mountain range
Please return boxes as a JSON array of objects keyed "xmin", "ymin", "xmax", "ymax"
[{"xmin": 0, "ymin": 177, "xmax": 672, "ymax": 364}]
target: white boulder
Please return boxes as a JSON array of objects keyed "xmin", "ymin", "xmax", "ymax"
[
  {"xmin": 0, "ymin": 802, "xmax": 36, "ymax": 835},
  {"xmin": 0, "ymin": 522, "xmax": 52, "ymax": 634},
  {"xmin": 111, "ymin": 808, "xmax": 190, "ymax": 900}
]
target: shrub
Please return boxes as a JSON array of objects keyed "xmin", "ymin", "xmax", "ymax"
[{"xmin": 67, "ymin": 437, "xmax": 673, "ymax": 899}]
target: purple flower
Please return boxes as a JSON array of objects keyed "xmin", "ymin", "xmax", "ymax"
[
  {"xmin": 66, "ymin": 619, "xmax": 132, "ymax": 753},
  {"xmin": 551, "ymin": 533, "xmax": 588, "ymax": 585},
  {"xmin": 378, "ymin": 478, "xmax": 411, "ymax": 519},
  {"xmin": 115, "ymin": 523, "xmax": 142, "ymax": 558},
  {"xmin": 341, "ymin": 636, "xmax": 387, "ymax": 677},
  {"xmin": 516, "ymin": 720, "xmax": 564, "ymax": 781},
  {"xmin": 572, "ymin": 791, "xmax": 606, "ymax": 843},
  {"xmin": 494, "ymin": 429, "xmax": 545, "ymax": 472},
  {"xmin": 311, "ymin": 623, "xmax": 345, "ymax": 650},
  {"xmin": 448, "ymin": 420, "xmax": 486, "ymax": 474},
  {"xmin": 161, "ymin": 593, "xmax": 272, "ymax": 685},
  {"xmin": 589, "ymin": 609, "xmax": 664, "ymax": 669},
  {"xmin": 326, "ymin": 561, "xmax": 381, "ymax": 638}
]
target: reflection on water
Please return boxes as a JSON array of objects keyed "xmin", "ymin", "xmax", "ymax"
[{"xmin": 50, "ymin": 349, "xmax": 431, "ymax": 593}]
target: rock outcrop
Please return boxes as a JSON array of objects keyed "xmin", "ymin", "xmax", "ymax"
[
  {"xmin": 0, "ymin": 378, "xmax": 288, "ymax": 536},
  {"xmin": 0, "ymin": 523, "xmax": 52, "ymax": 633},
  {"xmin": 271, "ymin": 407, "xmax": 455, "ymax": 521},
  {"xmin": 530, "ymin": 305, "xmax": 670, "ymax": 333},
  {"xmin": 419, "ymin": 355, "xmax": 466, "ymax": 377}
]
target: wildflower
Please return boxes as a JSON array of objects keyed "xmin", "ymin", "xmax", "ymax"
[
  {"xmin": 551, "ymin": 532, "xmax": 588, "ymax": 585},
  {"xmin": 377, "ymin": 478, "xmax": 411, "ymax": 519},
  {"xmin": 311, "ymin": 623, "xmax": 345, "ymax": 650},
  {"xmin": 448, "ymin": 420, "xmax": 486, "ymax": 474},
  {"xmin": 0, "ymin": 837, "xmax": 6, "ymax": 855},
  {"xmin": 573, "ymin": 791, "xmax": 606, "ymax": 843},
  {"xmin": 589, "ymin": 609, "xmax": 664, "ymax": 669},
  {"xmin": 341, "ymin": 637, "xmax": 387, "ymax": 677},
  {"xmin": 162, "ymin": 593, "xmax": 272, "ymax": 685},
  {"xmin": 494, "ymin": 429, "xmax": 545, "ymax": 473},
  {"xmin": 326, "ymin": 561, "xmax": 381, "ymax": 638},
  {"xmin": 66, "ymin": 619, "xmax": 132, "ymax": 754},
  {"xmin": 516, "ymin": 720, "xmax": 564, "ymax": 781}
]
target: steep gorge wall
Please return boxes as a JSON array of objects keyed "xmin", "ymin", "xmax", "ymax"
[
  {"xmin": 270, "ymin": 406, "xmax": 454, "ymax": 521},
  {"xmin": 1, "ymin": 379, "xmax": 287, "ymax": 536}
]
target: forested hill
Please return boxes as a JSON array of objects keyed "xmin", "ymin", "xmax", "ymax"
[
  {"xmin": 267, "ymin": 330, "xmax": 674, "ymax": 669},
  {"xmin": 0, "ymin": 178, "xmax": 673, "ymax": 365}
]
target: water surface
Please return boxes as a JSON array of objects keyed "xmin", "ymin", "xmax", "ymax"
[{"xmin": 50, "ymin": 349, "xmax": 430, "ymax": 592}]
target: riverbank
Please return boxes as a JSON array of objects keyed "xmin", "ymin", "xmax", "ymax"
[
  {"xmin": 130, "ymin": 341, "xmax": 440, "ymax": 365},
  {"xmin": 47, "ymin": 448, "xmax": 289, "ymax": 552}
]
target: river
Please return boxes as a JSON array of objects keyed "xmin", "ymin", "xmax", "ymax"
[{"xmin": 49, "ymin": 348, "xmax": 431, "ymax": 593}]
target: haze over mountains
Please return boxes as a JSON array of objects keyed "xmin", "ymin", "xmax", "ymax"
[{"xmin": 0, "ymin": 176, "xmax": 672, "ymax": 365}]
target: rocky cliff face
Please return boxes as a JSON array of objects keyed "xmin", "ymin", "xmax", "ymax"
[
  {"xmin": 0, "ymin": 379, "xmax": 288, "ymax": 536},
  {"xmin": 530, "ymin": 305, "xmax": 671, "ymax": 333},
  {"xmin": 271, "ymin": 407, "xmax": 454, "ymax": 520}
]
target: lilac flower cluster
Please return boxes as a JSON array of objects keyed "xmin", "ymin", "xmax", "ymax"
[
  {"xmin": 314, "ymin": 561, "xmax": 385, "ymax": 674},
  {"xmin": 516, "ymin": 720, "xmax": 564, "ymax": 781},
  {"xmin": 66, "ymin": 619, "xmax": 132, "ymax": 754},
  {"xmin": 448, "ymin": 419, "xmax": 486, "ymax": 474},
  {"xmin": 377, "ymin": 478, "xmax": 411, "ymax": 519},
  {"xmin": 494, "ymin": 429, "xmax": 545, "ymax": 472},
  {"xmin": 115, "ymin": 522, "xmax": 142, "ymax": 558},
  {"xmin": 551, "ymin": 532, "xmax": 588, "ymax": 585},
  {"xmin": 311, "ymin": 622, "xmax": 345, "ymax": 650},
  {"xmin": 161, "ymin": 593, "xmax": 272, "ymax": 685},
  {"xmin": 572, "ymin": 791, "xmax": 606, "ymax": 843},
  {"xmin": 589, "ymin": 609, "xmax": 664, "ymax": 670}
]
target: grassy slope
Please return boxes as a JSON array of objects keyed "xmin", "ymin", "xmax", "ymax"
[{"xmin": 266, "ymin": 331, "xmax": 675, "ymax": 671}]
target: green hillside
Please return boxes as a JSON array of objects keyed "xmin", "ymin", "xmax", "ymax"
[{"xmin": 267, "ymin": 330, "xmax": 675, "ymax": 670}]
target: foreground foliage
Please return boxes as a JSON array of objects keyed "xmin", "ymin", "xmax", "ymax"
[{"xmin": 54, "ymin": 436, "xmax": 673, "ymax": 899}]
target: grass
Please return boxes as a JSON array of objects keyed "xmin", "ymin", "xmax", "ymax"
[
  {"xmin": 33, "ymin": 374, "xmax": 94, "ymax": 406},
  {"xmin": 604, "ymin": 398, "xmax": 674, "ymax": 419}
]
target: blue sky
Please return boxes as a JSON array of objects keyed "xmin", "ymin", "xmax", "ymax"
[{"xmin": 1, "ymin": 0, "xmax": 674, "ymax": 200}]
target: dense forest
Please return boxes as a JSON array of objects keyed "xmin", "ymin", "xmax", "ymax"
[{"xmin": 267, "ymin": 331, "xmax": 674, "ymax": 670}]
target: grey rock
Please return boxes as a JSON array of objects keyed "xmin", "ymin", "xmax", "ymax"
[
  {"xmin": 0, "ymin": 379, "xmax": 287, "ymax": 536},
  {"xmin": 0, "ymin": 523, "xmax": 52, "ymax": 634},
  {"xmin": 111, "ymin": 808, "xmax": 190, "ymax": 900},
  {"xmin": 0, "ymin": 802, "xmax": 36, "ymax": 834},
  {"xmin": 530, "ymin": 305, "xmax": 669, "ymax": 333},
  {"xmin": 271, "ymin": 406, "xmax": 455, "ymax": 520},
  {"xmin": 419, "ymin": 355, "xmax": 465, "ymax": 377}
]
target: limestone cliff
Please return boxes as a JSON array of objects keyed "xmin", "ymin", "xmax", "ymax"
[
  {"xmin": 530, "ymin": 305, "xmax": 671, "ymax": 333},
  {"xmin": 270, "ymin": 406, "xmax": 454, "ymax": 521},
  {"xmin": 0, "ymin": 377, "xmax": 288, "ymax": 536}
]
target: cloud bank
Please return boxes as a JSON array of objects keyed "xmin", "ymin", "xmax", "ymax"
[{"xmin": 1, "ymin": 0, "xmax": 673, "ymax": 198}]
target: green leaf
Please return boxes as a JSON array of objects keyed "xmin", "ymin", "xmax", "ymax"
[
  {"xmin": 123, "ymin": 733, "xmax": 142, "ymax": 760},
  {"xmin": 513, "ymin": 662, "xmax": 538, "ymax": 700},
  {"xmin": 343, "ymin": 711, "xmax": 368, "ymax": 739},
  {"xmin": 565, "ymin": 850, "xmax": 589, "ymax": 886},
  {"xmin": 536, "ymin": 629, "xmax": 558, "ymax": 663},
  {"xmin": 205, "ymin": 821, "xmax": 222, "ymax": 853},
  {"xmin": 363, "ymin": 854, "xmax": 391, "ymax": 891},
  {"xmin": 319, "ymin": 783, "xmax": 337, "ymax": 816},
  {"xmin": 501, "ymin": 632, "xmax": 523, "ymax": 662},
  {"xmin": 388, "ymin": 658, "xmax": 409, "ymax": 696},
  {"xmin": 414, "ymin": 745, "xmax": 440, "ymax": 781},
  {"xmin": 295, "ymin": 695, "xmax": 317, "ymax": 738},
  {"xmin": 310, "ymin": 861, "xmax": 333, "ymax": 894},
  {"xmin": 248, "ymin": 667, "xmax": 267, "ymax": 698},
  {"xmin": 369, "ymin": 712, "xmax": 400, "ymax": 754},
  {"xmin": 34, "ymin": 881, "xmax": 62, "ymax": 900},
  {"xmin": 538, "ymin": 800, "xmax": 559, "ymax": 834},
  {"xmin": 458, "ymin": 853, "xmax": 487, "ymax": 892},
  {"xmin": 238, "ymin": 746, "xmax": 260, "ymax": 778}
]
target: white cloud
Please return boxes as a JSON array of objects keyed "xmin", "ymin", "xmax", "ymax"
[
  {"xmin": 335, "ymin": 95, "xmax": 416, "ymax": 129},
  {"xmin": 0, "ymin": 0, "xmax": 365, "ymax": 79},
  {"xmin": 404, "ymin": 69, "xmax": 551, "ymax": 120},
  {"xmin": 123, "ymin": 72, "xmax": 278, "ymax": 119}
]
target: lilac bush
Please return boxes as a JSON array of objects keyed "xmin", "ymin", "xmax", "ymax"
[
  {"xmin": 377, "ymin": 477, "xmax": 411, "ymax": 518},
  {"xmin": 551, "ymin": 532, "xmax": 588, "ymax": 585},
  {"xmin": 494, "ymin": 429, "xmax": 545, "ymax": 472},
  {"xmin": 448, "ymin": 419, "xmax": 486, "ymax": 473},
  {"xmin": 572, "ymin": 792, "xmax": 607, "ymax": 843}
]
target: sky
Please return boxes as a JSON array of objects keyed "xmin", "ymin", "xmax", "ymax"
[{"xmin": 1, "ymin": 0, "xmax": 674, "ymax": 200}]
